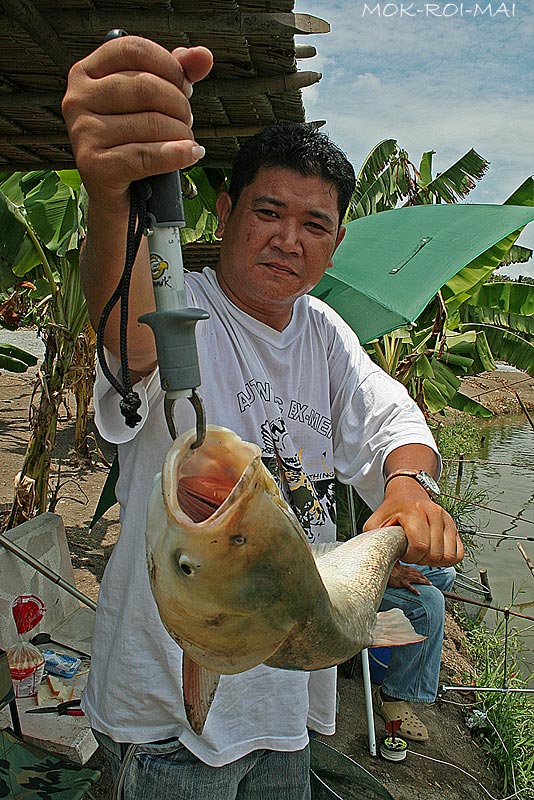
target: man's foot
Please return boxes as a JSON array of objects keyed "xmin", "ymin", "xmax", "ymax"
[{"xmin": 373, "ymin": 685, "xmax": 429, "ymax": 741}]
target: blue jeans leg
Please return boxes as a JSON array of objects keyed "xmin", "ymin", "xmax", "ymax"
[
  {"xmin": 93, "ymin": 731, "xmax": 311, "ymax": 800},
  {"xmin": 379, "ymin": 566, "xmax": 456, "ymax": 703},
  {"xmin": 236, "ymin": 747, "xmax": 311, "ymax": 800}
]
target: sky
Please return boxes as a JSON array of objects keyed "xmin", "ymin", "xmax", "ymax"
[{"xmin": 294, "ymin": 0, "xmax": 534, "ymax": 277}]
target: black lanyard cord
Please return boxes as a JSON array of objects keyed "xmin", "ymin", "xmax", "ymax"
[{"xmin": 95, "ymin": 181, "xmax": 149, "ymax": 428}]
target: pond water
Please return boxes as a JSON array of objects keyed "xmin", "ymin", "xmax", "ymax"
[{"xmin": 448, "ymin": 415, "xmax": 534, "ymax": 680}]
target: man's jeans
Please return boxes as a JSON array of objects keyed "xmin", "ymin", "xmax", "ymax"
[
  {"xmin": 93, "ymin": 730, "xmax": 311, "ymax": 800},
  {"xmin": 378, "ymin": 565, "xmax": 456, "ymax": 703}
]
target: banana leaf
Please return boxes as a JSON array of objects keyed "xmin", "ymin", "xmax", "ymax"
[
  {"xmin": 422, "ymin": 358, "xmax": 461, "ymax": 413},
  {"xmin": 447, "ymin": 392, "xmax": 493, "ymax": 417},
  {"xmin": 0, "ymin": 342, "xmax": 38, "ymax": 373},
  {"xmin": 463, "ymin": 282, "xmax": 534, "ymax": 335},
  {"xmin": 504, "ymin": 176, "xmax": 534, "ymax": 206},
  {"xmin": 418, "ymin": 148, "xmax": 490, "ymax": 202},
  {"xmin": 459, "ymin": 324, "xmax": 534, "ymax": 376},
  {"xmin": 23, "ymin": 172, "xmax": 78, "ymax": 255},
  {"xmin": 498, "ymin": 244, "xmax": 532, "ymax": 266}
]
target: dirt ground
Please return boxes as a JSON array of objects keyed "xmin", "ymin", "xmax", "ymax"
[{"xmin": 2, "ymin": 365, "xmax": 531, "ymax": 799}]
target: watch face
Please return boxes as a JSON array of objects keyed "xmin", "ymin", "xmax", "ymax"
[{"xmin": 419, "ymin": 471, "xmax": 440, "ymax": 497}]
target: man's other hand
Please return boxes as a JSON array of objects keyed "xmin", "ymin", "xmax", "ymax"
[{"xmin": 363, "ymin": 476, "xmax": 463, "ymax": 567}]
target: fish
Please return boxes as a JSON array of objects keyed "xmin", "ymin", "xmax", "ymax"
[{"xmin": 145, "ymin": 424, "xmax": 423, "ymax": 734}]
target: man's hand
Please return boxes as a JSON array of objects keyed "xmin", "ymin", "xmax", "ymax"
[
  {"xmin": 363, "ymin": 475, "xmax": 463, "ymax": 567},
  {"xmin": 388, "ymin": 562, "xmax": 432, "ymax": 595},
  {"xmin": 62, "ymin": 36, "xmax": 213, "ymax": 212},
  {"xmin": 61, "ymin": 37, "xmax": 213, "ymax": 369}
]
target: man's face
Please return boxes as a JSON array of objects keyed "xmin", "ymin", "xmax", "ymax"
[{"xmin": 215, "ymin": 167, "xmax": 346, "ymax": 330}]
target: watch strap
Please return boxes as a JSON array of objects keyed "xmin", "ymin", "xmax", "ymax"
[{"xmin": 384, "ymin": 469, "xmax": 438, "ymax": 499}]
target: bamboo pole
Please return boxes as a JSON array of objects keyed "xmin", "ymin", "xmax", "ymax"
[{"xmin": 517, "ymin": 543, "xmax": 534, "ymax": 579}]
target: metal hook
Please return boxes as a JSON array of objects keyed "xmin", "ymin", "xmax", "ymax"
[
  {"xmin": 163, "ymin": 389, "xmax": 206, "ymax": 449},
  {"xmin": 189, "ymin": 389, "xmax": 206, "ymax": 449}
]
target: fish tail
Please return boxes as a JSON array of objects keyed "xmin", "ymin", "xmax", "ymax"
[{"xmin": 371, "ymin": 608, "xmax": 426, "ymax": 647}]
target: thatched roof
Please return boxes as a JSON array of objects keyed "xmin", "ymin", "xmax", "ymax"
[{"xmin": 0, "ymin": 0, "xmax": 329, "ymax": 173}]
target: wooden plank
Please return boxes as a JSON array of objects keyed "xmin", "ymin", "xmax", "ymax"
[
  {"xmin": 194, "ymin": 71, "xmax": 322, "ymax": 97},
  {"xmin": 0, "ymin": 123, "xmax": 277, "ymax": 144},
  {"xmin": 295, "ymin": 44, "xmax": 317, "ymax": 59},
  {"xmin": 0, "ymin": 92, "xmax": 63, "ymax": 110},
  {"xmin": 0, "ymin": 71, "xmax": 321, "ymax": 111},
  {"xmin": 42, "ymin": 10, "xmax": 330, "ymax": 36},
  {"xmin": 0, "ymin": 79, "xmax": 311, "ymax": 106},
  {"xmin": 0, "ymin": 0, "xmax": 74, "ymax": 73}
]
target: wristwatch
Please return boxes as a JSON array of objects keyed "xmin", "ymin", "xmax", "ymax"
[{"xmin": 383, "ymin": 470, "xmax": 440, "ymax": 501}]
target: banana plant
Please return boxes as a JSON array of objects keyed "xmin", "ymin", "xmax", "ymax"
[
  {"xmin": 0, "ymin": 164, "xmax": 231, "ymax": 526},
  {"xmin": 0, "ymin": 169, "xmax": 92, "ymax": 525}
]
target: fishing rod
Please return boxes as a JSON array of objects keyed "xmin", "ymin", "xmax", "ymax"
[
  {"xmin": 0, "ymin": 531, "xmax": 97, "ymax": 612},
  {"xmin": 444, "ymin": 458, "xmax": 534, "ymax": 470},
  {"xmin": 460, "ymin": 529, "xmax": 534, "ymax": 542},
  {"xmin": 439, "ymin": 608, "xmax": 534, "ymax": 697},
  {"xmin": 468, "ymin": 374, "xmax": 532, "ymax": 400},
  {"xmin": 453, "ymin": 574, "xmax": 492, "ymax": 597},
  {"xmin": 440, "ymin": 685, "xmax": 534, "ymax": 695},
  {"xmin": 442, "ymin": 493, "xmax": 534, "ymax": 525},
  {"xmin": 442, "ymin": 591, "xmax": 534, "ymax": 622}
]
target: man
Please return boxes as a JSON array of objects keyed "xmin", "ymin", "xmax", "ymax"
[
  {"xmin": 62, "ymin": 36, "xmax": 462, "ymax": 800},
  {"xmin": 374, "ymin": 562, "xmax": 456, "ymax": 741}
]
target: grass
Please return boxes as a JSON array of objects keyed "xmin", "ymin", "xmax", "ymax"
[
  {"xmin": 462, "ymin": 616, "xmax": 534, "ymax": 799},
  {"xmin": 431, "ymin": 414, "xmax": 486, "ymax": 461},
  {"xmin": 430, "ymin": 414, "xmax": 488, "ymax": 548}
]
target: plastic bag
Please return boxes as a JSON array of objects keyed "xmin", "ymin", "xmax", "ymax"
[
  {"xmin": 43, "ymin": 649, "xmax": 81, "ymax": 678},
  {"xmin": 7, "ymin": 595, "xmax": 46, "ymax": 697}
]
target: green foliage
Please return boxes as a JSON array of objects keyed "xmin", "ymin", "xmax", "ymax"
[
  {"xmin": 463, "ymin": 282, "xmax": 534, "ymax": 336},
  {"xmin": 415, "ymin": 148, "xmax": 490, "ymax": 203},
  {"xmin": 462, "ymin": 324, "xmax": 534, "ymax": 376},
  {"xmin": 181, "ymin": 166, "xmax": 230, "ymax": 243},
  {"xmin": 498, "ymin": 244, "xmax": 533, "ymax": 266},
  {"xmin": 350, "ymin": 140, "xmax": 534, "ymax": 416},
  {"xmin": 0, "ymin": 342, "xmax": 37, "ymax": 373},
  {"xmin": 504, "ymin": 176, "xmax": 534, "ymax": 206},
  {"xmin": 463, "ymin": 619, "xmax": 534, "ymax": 797},
  {"xmin": 0, "ymin": 170, "xmax": 89, "ymax": 520},
  {"xmin": 0, "ymin": 170, "xmax": 84, "ymax": 326},
  {"xmin": 345, "ymin": 139, "xmax": 409, "ymax": 219}
]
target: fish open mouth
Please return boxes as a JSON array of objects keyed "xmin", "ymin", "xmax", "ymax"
[
  {"xmin": 172, "ymin": 427, "xmax": 260, "ymax": 524},
  {"xmin": 178, "ymin": 474, "xmax": 235, "ymax": 523}
]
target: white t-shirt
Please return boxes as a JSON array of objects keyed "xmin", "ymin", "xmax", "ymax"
[{"xmin": 83, "ymin": 267, "xmax": 438, "ymax": 766}]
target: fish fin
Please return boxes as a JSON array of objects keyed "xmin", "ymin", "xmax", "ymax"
[
  {"xmin": 371, "ymin": 608, "xmax": 426, "ymax": 647},
  {"xmin": 182, "ymin": 653, "xmax": 220, "ymax": 735}
]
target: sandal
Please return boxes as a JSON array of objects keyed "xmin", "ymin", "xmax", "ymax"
[{"xmin": 373, "ymin": 685, "xmax": 429, "ymax": 741}]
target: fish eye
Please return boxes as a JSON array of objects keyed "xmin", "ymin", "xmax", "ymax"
[
  {"xmin": 175, "ymin": 552, "xmax": 196, "ymax": 576},
  {"xmin": 230, "ymin": 535, "xmax": 246, "ymax": 546}
]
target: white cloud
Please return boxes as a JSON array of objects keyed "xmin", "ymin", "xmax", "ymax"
[
  {"xmin": 295, "ymin": 0, "xmax": 534, "ymax": 266},
  {"xmin": 299, "ymin": 10, "xmax": 531, "ymax": 190}
]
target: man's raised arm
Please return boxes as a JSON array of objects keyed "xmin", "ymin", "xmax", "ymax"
[{"xmin": 62, "ymin": 36, "xmax": 213, "ymax": 377}]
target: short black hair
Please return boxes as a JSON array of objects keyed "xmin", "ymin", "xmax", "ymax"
[{"xmin": 229, "ymin": 122, "xmax": 355, "ymax": 225}]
